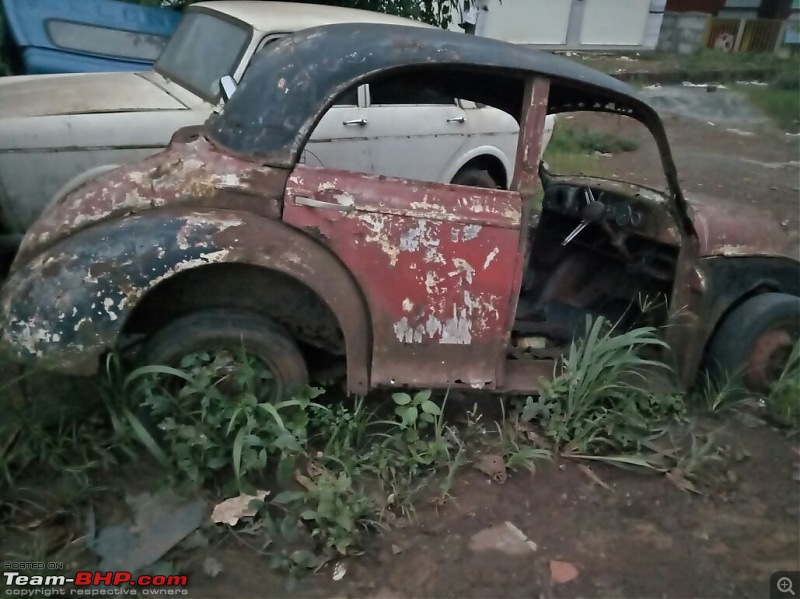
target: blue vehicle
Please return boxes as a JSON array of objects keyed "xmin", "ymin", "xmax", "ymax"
[{"xmin": 1, "ymin": 0, "xmax": 181, "ymax": 75}]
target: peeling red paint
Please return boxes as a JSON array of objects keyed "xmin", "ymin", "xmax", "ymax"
[{"xmin": 284, "ymin": 165, "xmax": 522, "ymax": 389}]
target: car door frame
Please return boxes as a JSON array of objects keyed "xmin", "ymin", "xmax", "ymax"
[{"xmin": 282, "ymin": 74, "xmax": 554, "ymax": 392}]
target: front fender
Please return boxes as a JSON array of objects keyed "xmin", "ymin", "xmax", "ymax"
[
  {"xmin": 680, "ymin": 255, "xmax": 800, "ymax": 380},
  {"xmin": 0, "ymin": 208, "xmax": 372, "ymax": 392},
  {"xmin": 49, "ymin": 164, "xmax": 121, "ymax": 208},
  {"xmin": 700, "ymin": 256, "xmax": 800, "ymax": 330}
]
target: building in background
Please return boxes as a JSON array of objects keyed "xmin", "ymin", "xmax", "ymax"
[
  {"xmin": 665, "ymin": 0, "xmax": 793, "ymax": 18},
  {"xmin": 449, "ymin": 0, "xmax": 667, "ymax": 51},
  {"xmin": 658, "ymin": 0, "xmax": 799, "ymax": 54}
]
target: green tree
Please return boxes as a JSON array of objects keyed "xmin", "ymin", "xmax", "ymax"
[{"xmin": 137, "ymin": 0, "xmax": 476, "ymax": 29}]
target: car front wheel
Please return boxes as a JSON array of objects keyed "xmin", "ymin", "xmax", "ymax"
[
  {"xmin": 136, "ymin": 308, "xmax": 309, "ymax": 402},
  {"xmin": 706, "ymin": 292, "xmax": 799, "ymax": 393}
]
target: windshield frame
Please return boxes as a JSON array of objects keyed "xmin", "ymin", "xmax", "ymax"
[{"xmin": 154, "ymin": 6, "xmax": 254, "ymax": 104}]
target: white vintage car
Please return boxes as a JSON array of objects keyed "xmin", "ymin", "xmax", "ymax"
[{"xmin": 0, "ymin": 1, "xmax": 554, "ymax": 260}]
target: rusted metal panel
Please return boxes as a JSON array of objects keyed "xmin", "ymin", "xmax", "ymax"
[
  {"xmin": 688, "ymin": 195, "xmax": 800, "ymax": 261},
  {"xmin": 0, "ymin": 208, "xmax": 373, "ymax": 394},
  {"xmin": 512, "ymin": 77, "xmax": 550, "ymax": 196},
  {"xmin": 14, "ymin": 134, "xmax": 287, "ymax": 268},
  {"xmin": 283, "ymin": 164, "xmax": 523, "ymax": 389},
  {"xmin": 500, "ymin": 76, "xmax": 551, "ymax": 387}
]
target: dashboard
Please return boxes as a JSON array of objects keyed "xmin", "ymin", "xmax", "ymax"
[{"xmin": 542, "ymin": 184, "xmax": 646, "ymax": 230}]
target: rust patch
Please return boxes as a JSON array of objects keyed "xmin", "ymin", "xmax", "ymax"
[
  {"xmin": 688, "ymin": 195, "xmax": 799, "ymax": 261},
  {"xmin": 14, "ymin": 136, "xmax": 288, "ymax": 270},
  {"xmin": 0, "ymin": 210, "xmax": 372, "ymax": 394},
  {"xmin": 284, "ymin": 164, "xmax": 523, "ymax": 389}
]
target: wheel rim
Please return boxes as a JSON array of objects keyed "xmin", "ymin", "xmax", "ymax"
[{"xmin": 745, "ymin": 323, "xmax": 796, "ymax": 392}]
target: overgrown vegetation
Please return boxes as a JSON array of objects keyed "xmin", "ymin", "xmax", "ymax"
[
  {"xmin": 738, "ymin": 85, "xmax": 800, "ymax": 133},
  {"xmin": 518, "ymin": 317, "xmax": 683, "ymax": 456},
  {"xmin": 1, "ymin": 315, "xmax": 795, "ymax": 585},
  {"xmin": 766, "ymin": 340, "xmax": 800, "ymax": 427}
]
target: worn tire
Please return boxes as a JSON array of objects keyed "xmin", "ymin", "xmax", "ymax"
[
  {"xmin": 138, "ymin": 308, "xmax": 309, "ymax": 399},
  {"xmin": 706, "ymin": 293, "xmax": 800, "ymax": 393},
  {"xmin": 451, "ymin": 168, "xmax": 499, "ymax": 189}
]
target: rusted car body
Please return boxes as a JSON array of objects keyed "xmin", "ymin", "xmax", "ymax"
[{"xmin": 0, "ymin": 24, "xmax": 797, "ymax": 397}]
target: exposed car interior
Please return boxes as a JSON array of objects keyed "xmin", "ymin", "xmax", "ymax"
[{"xmin": 512, "ymin": 171, "xmax": 681, "ymax": 360}]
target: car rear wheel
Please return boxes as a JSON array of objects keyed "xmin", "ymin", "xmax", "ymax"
[
  {"xmin": 706, "ymin": 293, "xmax": 799, "ymax": 393},
  {"xmin": 452, "ymin": 167, "xmax": 499, "ymax": 189},
  {"xmin": 136, "ymin": 308, "xmax": 309, "ymax": 402}
]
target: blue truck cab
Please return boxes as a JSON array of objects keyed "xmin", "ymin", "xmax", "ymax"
[{"xmin": 1, "ymin": 0, "xmax": 180, "ymax": 75}]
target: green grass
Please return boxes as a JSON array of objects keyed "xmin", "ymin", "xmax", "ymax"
[
  {"xmin": 767, "ymin": 341, "xmax": 800, "ymax": 427},
  {"xmin": 681, "ymin": 49, "xmax": 797, "ymax": 73},
  {"xmin": 547, "ymin": 124, "xmax": 639, "ymax": 156},
  {"xmin": 738, "ymin": 85, "xmax": 800, "ymax": 133},
  {"xmin": 692, "ymin": 371, "xmax": 748, "ymax": 414},
  {"xmin": 516, "ymin": 315, "xmax": 683, "ymax": 457},
  {"xmin": 580, "ymin": 48, "xmax": 800, "ymax": 81},
  {"xmin": 537, "ymin": 121, "xmax": 634, "ymax": 203}
]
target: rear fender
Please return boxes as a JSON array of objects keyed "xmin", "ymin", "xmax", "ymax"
[{"xmin": 0, "ymin": 208, "xmax": 372, "ymax": 393}]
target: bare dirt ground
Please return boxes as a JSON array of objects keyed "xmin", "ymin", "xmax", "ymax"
[
  {"xmin": 195, "ymin": 421, "xmax": 798, "ymax": 599},
  {"xmin": 2, "ymin": 87, "xmax": 799, "ymax": 598}
]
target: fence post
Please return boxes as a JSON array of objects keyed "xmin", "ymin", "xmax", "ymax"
[
  {"xmin": 701, "ymin": 14, "xmax": 713, "ymax": 48},
  {"xmin": 733, "ymin": 18, "xmax": 746, "ymax": 51},
  {"xmin": 774, "ymin": 19, "xmax": 789, "ymax": 54}
]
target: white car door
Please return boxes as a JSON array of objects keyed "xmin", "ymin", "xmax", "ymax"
[
  {"xmin": 360, "ymin": 79, "xmax": 470, "ymax": 183},
  {"xmin": 303, "ymin": 86, "xmax": 372, "ymax": 173}
]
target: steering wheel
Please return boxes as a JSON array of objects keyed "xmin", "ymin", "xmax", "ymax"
[{"xmin": 561, "ymin": 188, "xmax": 632, "ymax": 260}]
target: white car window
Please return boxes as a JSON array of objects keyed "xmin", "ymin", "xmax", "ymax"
[
  {"xmin": 47, "ymin": 20, "xmax": 168, "ymax": 61},
  {"xmin": 155, "ymin": 12, "xmax": 251, "ymax": 102},
  {"xmin": 368, "ymin": 80, "xmax": 457, "ymax": 107}
]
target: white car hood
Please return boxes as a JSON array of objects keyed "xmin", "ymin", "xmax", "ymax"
[{"xmin": 0, "ymin": 72, "xmax": 187, "ymax": 118}]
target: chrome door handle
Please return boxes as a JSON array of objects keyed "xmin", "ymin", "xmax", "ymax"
[
  {"xmin": 294, "ymin": 195, "xmax": 354, "ymax": 213},
  {"xmin": 343, "ymin": 118, "xmax": 368, "ymax": 126},
  {"xmin": 447, "ymin": 116, "xmax": 466, "ymax": 123}
]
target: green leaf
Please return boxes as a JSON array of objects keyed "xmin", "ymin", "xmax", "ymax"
[
  {"xmin": 232, "ymin": 426, "xmax": 246, "ymax": 482},
  {"xmin": 393, "ymin": 392, "xmax": 412, "ymax": 406},
  {"xmin": 414, "ymin": 389, "xmax": 433, "ymax": 403},
  {"xmin": 272, "ymin": 490, "xmax": 306, "ymax": 505},
  {"xmin": 335, "ymin": 512, "xmax": 354, "ymax": 532},
  {"xmin": 289, "ymin": 550, "xmax": 319, "ymax": 569},
  {"xmin": 403, "ymin": 406, "xmax": 419, "ymax": 426},
  {"xmin": 276, "ymin": 454, "xmax": 295, "ymax": 485},
  {"xmin": 420, "ymin": 399, "xmax": 441, "ymax": 415},
  {"xmin": 257, "ymin": 402, "xmax": 288, "ymax": 431},
  {"xmin": 420, "ymin": 412, "xmax": 435, "ymax": 424},
  {"xmin": 280, "ymin": 517, "xmax": 298, "ymax": 541},
  {"xmin": 124, "ymin": 409, "xmax": 170, "ymax": 468}
]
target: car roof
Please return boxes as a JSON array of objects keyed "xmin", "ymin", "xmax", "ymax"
[
  {"xmin": 208, "ymin": 22, "xmax": 682, "ymax": 210},
  {"xmin": 189, "ymin": 1, "xmax": 436, "ymax": 32},
  {"xmin": 211, "ymin": 23, "xmax": 661, "ymax": 153}
]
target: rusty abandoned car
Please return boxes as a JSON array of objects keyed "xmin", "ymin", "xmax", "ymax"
[{"xmin": 0, "ymin": 24, "xmax": 797, "ymax": 400}]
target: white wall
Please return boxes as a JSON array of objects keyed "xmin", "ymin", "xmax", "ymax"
[{"xmin": 445, "ymin": 0, "xmax": 666, "ymax": 51}]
